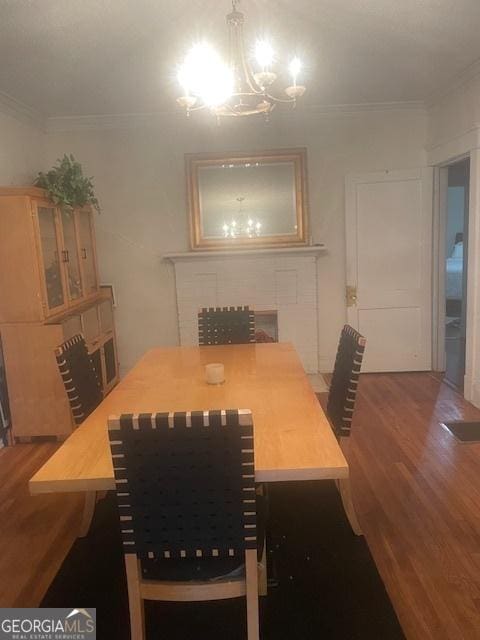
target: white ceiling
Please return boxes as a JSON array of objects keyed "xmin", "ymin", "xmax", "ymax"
[{"xmin": 1, "ymin": 0, "xmax": 480, "ymax": 117}]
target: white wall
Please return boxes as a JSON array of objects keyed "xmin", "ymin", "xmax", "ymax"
[
  {"xmin": 0, "ymin": 111, "xmax": 45, "ymax": 185},
  {"xmin": 45, "ymin": 107, "xmax": 427, "ymax": 375},
  {"xmin": 427, "ymin": 72, "xmax": 480, "ymax": 162}
]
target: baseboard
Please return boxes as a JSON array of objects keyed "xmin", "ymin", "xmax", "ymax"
[
  {"xmin": 465, "ymin": 375, "xmax": 480, "ymax": 408},
  {"xmin": 318, "ymin": 354, "xmax": 335, "ymax": 374},
  {"xmin": 307, "ymin": 374, "xmax": 329, "ymax": 393}
]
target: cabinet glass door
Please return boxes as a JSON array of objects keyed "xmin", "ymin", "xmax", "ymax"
[
  {"xmin": 37, "ymin": 206, "xmax": 65, "ymax": 311},
  {"xmin": 78, "ymin": 209, "xmax": 98, "ymax": 295},
  {"xmin": 61, "ymin": 209, "xmax": 83, "ymax": 301}
]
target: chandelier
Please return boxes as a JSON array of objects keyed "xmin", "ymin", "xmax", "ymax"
[
  {"xmin": 222, "ymin": 196, "xmax": 262, "ymax": 238},
  {"xmin": 176, "ymin": 0, "xmax": 306, "ymax": 119}
]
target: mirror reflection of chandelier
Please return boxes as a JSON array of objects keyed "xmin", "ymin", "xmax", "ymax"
[
  {"xmin": 222, "ymin": 196, "xmax": 262, "ymax": 238},
  {"xmin": 176, "ymin": 0, "xmax": 306, "ymax": 120}
]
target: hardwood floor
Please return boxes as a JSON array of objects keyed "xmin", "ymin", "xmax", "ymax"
[
  {"xmin": 341, "ymin": 372, "xmax": 480, "ymax": 640},
  {"xmin": 1, "ymin": 372, "xmax": 480, "ymax": 639},
  {"xmin": 0, "ymin": 443, "xmax": 83, "ymax": 606}
]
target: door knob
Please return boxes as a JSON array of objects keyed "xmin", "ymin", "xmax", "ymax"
[{"xmin": 346, "ymin": 285, "xmax": 358, "ymax": 307}]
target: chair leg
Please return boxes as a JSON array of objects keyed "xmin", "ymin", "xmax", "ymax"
[
  {"xmin": 338, "ymin": 477, "xmax": 362, "ymax": 536},
  {"xmin": 245, "ymin": 548, "xmax": 260, "ymax": 640},
  {"xmin": 78, "ymin": 491, "xmax": 96, "ymax": 538},
  {"xmin": 125, "ymin": 554, "xmax": 145, "ymax": 640},
  {"xmin": 258, "ymin": 535, "xmax": 268, "ymax": 597}
]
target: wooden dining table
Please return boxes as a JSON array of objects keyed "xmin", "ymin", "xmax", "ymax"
[{"xmin": 29, "ymin": 342, "xmax": 356, "ymax": 536}]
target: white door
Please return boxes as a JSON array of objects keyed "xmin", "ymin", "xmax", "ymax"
[{"xmin": 345, "ymin": 168, "xmax": 433, "ymax": 372}]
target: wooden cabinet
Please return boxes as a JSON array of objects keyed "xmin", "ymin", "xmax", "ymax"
[
  {"xmin": 0, "ymin": 187, "xmax": 119, "ymax": 440},
  {"xmin": 0, "ymin": 188, "xmax": 99, "ymax": 323},
  {"xmin": 77, "ymin": 297, "xmax": 119, "ymax": 394}
]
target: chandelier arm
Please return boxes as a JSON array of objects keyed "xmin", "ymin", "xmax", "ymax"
[
  {"xmin": 186, "ymin": 103, "xmax": 208, "ymax": 112},
  {"xmin": 228, "ymin": 9, "xmax": 263, "ymax": 94},
  {"xmin": 231, "ymin": 91, "xmax": 270, "ymax": 98},
  {"xmin": 264, "ymin": 93, "xmax": 297, "ymax": 104},
  {"xmin": 229, "ymin": 90, "xmax": 296, "ymax": 104},
  {"xmin": 239, "ymin": 43, "xmax": 264, "ymax": 94},
  {"xmin": 239, "ymin": 49, "xmax": 263, "ymax": 94}
]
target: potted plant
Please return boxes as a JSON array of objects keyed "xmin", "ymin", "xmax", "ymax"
[{"xmin": 35, "ymin": 154, "xmax": 100, "ymax": 213}]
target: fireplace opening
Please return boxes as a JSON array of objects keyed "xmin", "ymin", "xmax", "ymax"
[{"xmin": 254, "ymin": 310, "xmax": 278, "ymax": 343}]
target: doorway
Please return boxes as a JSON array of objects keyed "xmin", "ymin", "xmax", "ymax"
[{"xmin": 443, "ymin": 159, "xmax": 469, "ymax": 389}]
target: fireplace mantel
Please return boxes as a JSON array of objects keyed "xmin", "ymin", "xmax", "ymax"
[
  {"xmin": 167, "ymin": 244, "xmax": 324, "ymax": 373},
  {"xmin": 164, "ymin": 244, "xmax": 326, "ymax": 263}
]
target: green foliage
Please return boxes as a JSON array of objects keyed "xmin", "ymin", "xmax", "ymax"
[{"xmin": 35, "ymin": 154, "xmax": 100, "ymax": 213}]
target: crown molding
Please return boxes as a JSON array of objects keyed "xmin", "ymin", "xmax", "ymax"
[
  {"xmin": 0, "ymin": 90, "xmax": 46, "ymax": 129},
  {"xmin": 45, "ymin": 100, "xmax": 426, "ymax": 133},
  {"xmin": 426, "ymin": 57, "xmax": 480, "ymax": 109},
  {"xmin": 426, "ymin": 125, "xmax": 480, "ymax": 166},
  {"xmin": 45, "ymin": 111, "xmax": 177, "ymax": 132}
]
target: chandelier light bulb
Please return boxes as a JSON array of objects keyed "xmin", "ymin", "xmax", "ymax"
[
  {"xmin": 201, "ymin": 68, "xmax": 233, "ymax": 107},
  {"xmin": 177, "ymin": 64, "xmax": 191, "ymax": 96},
  {"xmin": 178, "ymin": 42, "xmax": 233, "ymax": 107},
  {"xmin": 289, "ymin": 57, "xmax": 302, "ymax": 85},
  {"xmin": 255, "ymin": 39, "xmax": 274, "ymax": 71}
]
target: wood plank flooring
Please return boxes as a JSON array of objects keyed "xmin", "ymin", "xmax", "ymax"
[
  {"xmin": 338, "ymin": 372, "xmax": 480, "ymax": 640},
  {"xmin": 0, "ymin": 443, "xmax": 83, "ymax": 606},
  {"xmin": 1, "ymin": 372, "xmax": 480, "ymax": 639}
]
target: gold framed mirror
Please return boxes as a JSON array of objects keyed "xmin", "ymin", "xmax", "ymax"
[{"xmin": 186, "ymin": 148, "xmax": 309, "ymax": 250}]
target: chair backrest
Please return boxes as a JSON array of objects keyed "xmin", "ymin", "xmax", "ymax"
[
  {"xmin": 326, "ymin": 325, "xmax": 366, "ymax": 438},
  {"xmin": 55, "ymin": 334, "xmax": 103, "ymax": 425},
  {"xmin": 198, "ymin": 306, "xmax": 255, "ymax": 346},
  {"xmin": 107, "ymin": 409, "xmax": 257, "ymax": 561}
]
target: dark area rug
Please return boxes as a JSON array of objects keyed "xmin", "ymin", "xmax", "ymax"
[{"xmin": 41, "ymin": 481, "xmax": 404, "ymax": 639}]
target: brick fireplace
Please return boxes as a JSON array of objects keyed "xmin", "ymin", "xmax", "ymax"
[{"xmin": 165, "ymin": 246, "xmax": 326, "ymax": 373}]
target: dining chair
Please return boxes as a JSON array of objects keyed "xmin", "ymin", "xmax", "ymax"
[
  {"xmin": 327, "ymin": 324, "xmax": 366, "ymax": 439},
  {"xmin": 108, "ymin": 409, "xmax": 260, "ymax": 640},
  {"xmin": 55, "ymin": 333, "xmax": 104, "ymax": 537},
  {"xmin": 198, "ymin": 306, "xmax": 256, "ymax": 345},
  {"xmin": 55, "ymin": 333, "xmax": 103, "ymax": 426},
  {"xmin": 326, "ymin": 324, "xmax": 366, "ymax": 536}
]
